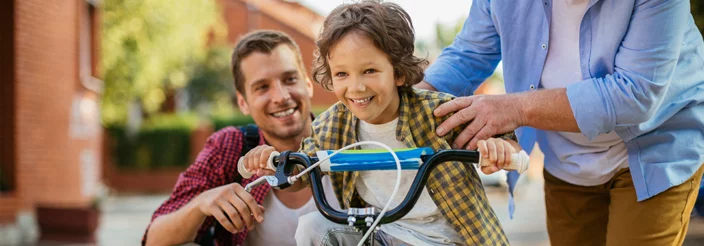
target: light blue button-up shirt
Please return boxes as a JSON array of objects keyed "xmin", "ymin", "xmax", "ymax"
[{"xmin": 425, "ymin": 0, "xmax": 704, "ymax": 201}]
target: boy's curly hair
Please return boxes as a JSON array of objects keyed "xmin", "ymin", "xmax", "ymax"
[{"xmin": 312, "ymin": 0, "xmax": 428, "ymax": 91}]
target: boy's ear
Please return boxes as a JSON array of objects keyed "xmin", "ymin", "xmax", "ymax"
[
  {"xmin": 236, "ymin": 92, "xmax": 251, "ymax": 115},
  {"xmin": 395, "ymin": 76, "xmax": 406, "ymax": 87}
]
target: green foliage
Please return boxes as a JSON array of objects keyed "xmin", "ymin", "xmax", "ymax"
[
  {"xmin": 106, "ymin": 113, "xmax": 199, "ymax": 170},
  {"xmin": 184, "ymin": 45, "xmax": 236, "ymax": 116},
  {"xmin": 100, "ymin": 0, "xmax": 226, "ymax": 125}
]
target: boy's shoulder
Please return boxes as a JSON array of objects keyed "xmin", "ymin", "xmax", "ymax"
[
  {"xmin": 311, "ymin": 102, "xmax": 350, "ymax": 130},
  {"xmin": 405, "ymin": 88, "xmax": 456, "ymax": 109}
]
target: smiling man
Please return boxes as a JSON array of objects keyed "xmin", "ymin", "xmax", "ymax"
[{"xmin": 142, "ymin": 30, "xmax": 338, "ymax": 246}]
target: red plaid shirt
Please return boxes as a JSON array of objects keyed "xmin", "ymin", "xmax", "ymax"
[{"xmin": 142, "ymin": 126, "xmax": 269, "ymax": 246}]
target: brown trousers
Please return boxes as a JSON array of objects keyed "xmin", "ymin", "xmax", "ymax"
[{"xmin": 544, "ymin": 164, "xmax": 704, "ymax": 246}]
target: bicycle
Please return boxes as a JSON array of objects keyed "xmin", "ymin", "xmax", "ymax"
[{"xmin": 240, "ymin": 142, "xmax": 529, "ymax": 246}]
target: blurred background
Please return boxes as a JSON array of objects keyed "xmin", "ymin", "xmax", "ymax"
[{"xmin": 0, "ymin": 0, "xmax": 703, "ymax": 245}]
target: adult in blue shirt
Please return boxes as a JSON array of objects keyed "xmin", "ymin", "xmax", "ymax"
[{"xmin": 417, "ymin": 0, "xmax": 704, "ymax": 245}]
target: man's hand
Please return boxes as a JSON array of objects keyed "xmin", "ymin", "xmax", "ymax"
[
  {"xmin": 195, "ymin": 183, "xmax": 265, "ymax": 233},
  {"xmin": 434, "ymin": 94, "xmax": 524, "ymax": 150}
]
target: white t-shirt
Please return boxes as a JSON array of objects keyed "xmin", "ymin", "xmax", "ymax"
[
  {"xmin": 243, "ymin": 176, "xmax": 339, "ymax": 246},
  {"xmin": 354, "ymin": 118, "xmax": 464, "ymax": 245},
  {"xmin": 539, "ymin": 0, "xmax": 629, "ymax": 186}
]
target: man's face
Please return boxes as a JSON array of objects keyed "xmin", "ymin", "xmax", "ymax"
[{"xmin": 237, "ymin": 45, "xmax": 314, "ymax": 142}]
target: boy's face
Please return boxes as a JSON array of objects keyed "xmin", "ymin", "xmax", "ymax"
[
  {"xmin": 328, "ymin": 32, "xmax": 404, "ymax": 125},
  {"xmin": 237, "ymin": 44, "xmax": 314, "ymax": 142}
]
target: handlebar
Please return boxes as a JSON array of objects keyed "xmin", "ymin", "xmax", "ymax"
[{"xmin": 240, "ymin": 149, "xmax": 529, "ymax": 227}]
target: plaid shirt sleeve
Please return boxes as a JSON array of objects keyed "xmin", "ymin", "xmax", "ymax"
[{"xmin": 142, "ymin": 127, "xmax": 245, "ymax": 245}]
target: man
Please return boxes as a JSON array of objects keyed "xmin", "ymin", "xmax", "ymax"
[
  {"xmin": 143, "ymin": 30, "xmax": 338, "ymax": 246},
  {"xmin": 417, "ymin": 0, "xmax": 704, "ymax": 245}
]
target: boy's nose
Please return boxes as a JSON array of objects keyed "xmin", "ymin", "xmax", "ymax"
[{"xmin": 351, "ymin": 77, "xmax": 366, "ymax": 92}]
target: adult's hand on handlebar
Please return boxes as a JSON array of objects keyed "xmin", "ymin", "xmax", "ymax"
[
  {"xmin": 242, "ymin": 145, "xmax": 277, "ymax": 177},
  {"xmin": 194, "ymin": 183, "xmax": 265, "ymax": 233},
  {"xmin": 434, "ymin": 94, "xmax": 524, "ymax": 150}
]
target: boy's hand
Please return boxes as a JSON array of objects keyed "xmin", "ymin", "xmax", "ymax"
[
  {"xmin": 477, "ymin": 138, "xmax": 519, "ymax": 175},
  {"xmin": 243, "ymin": 145, "xmax": 277, "ymax": 177}
]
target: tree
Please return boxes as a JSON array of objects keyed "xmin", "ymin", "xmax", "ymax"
[
  {"xmin": 100, "ymin": 0, "xmax": 225, "ymax": 125},
  {"xmin": 183, "ymin": 45, "xmax": 236, "ymax": 117}
]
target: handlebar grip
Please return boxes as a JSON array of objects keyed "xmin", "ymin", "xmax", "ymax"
[
  {"xmin": 237, "ymin": 151, "xmax": 279, "ymax": 179},
  {"xmin": 478, "ymin": 150, "xmax": 530, "ymax": 174}
]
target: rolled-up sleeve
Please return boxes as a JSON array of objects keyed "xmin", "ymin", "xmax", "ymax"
[
  {"xmin": 567, "ymin": 0, "xmax": 688, "ymax": 139},
  {"xmin": 424, "ymin": 0, "xmax": 502, "ymax": 96}
]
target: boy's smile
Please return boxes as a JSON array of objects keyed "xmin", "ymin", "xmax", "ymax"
[
  {"xmin": 348, "ymin": 96, "xmax": 374, "ymax": 108},
  {"xmin": 328, "ymin": 31, "xmax": 404, "ymax": 124}
]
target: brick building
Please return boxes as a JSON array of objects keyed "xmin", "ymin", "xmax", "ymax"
[{"xmin": 0, "ymin": 0, "xmax": 103, "ymax": 243}]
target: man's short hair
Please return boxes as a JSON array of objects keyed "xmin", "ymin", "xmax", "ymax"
[{"xmin": 231, "ymin": 30, "xmax": 305, "ymax": 95}]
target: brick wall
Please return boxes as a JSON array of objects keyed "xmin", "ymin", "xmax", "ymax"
[
  {"xmin": 219, "ymin": 0, "xmax": 249, "ymax": 44},
  {"xmin": 0, "ymin": 0, "xmax": 17, "ymax": 224},
  {"xmin": 14, "ymin": 0, "xmax": 101, "ymax": 209}
]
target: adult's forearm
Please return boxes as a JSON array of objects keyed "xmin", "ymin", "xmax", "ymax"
[
  {"xmin": 145, "ymin": 201, "xmax": 206, "ymax": 246},
  {"xmin": 516, "ymin": 88, "xmax": 580, "ymax": 133}
]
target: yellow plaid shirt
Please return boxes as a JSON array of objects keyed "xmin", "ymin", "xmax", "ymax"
[{"xmin": 301, "ymin": 87, "xmax": 510, "ymax": 245}]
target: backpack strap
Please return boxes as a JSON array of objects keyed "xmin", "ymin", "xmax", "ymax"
[{"xmin": 241, "ymin": 124, "xmax": 261, "ymax": 155}]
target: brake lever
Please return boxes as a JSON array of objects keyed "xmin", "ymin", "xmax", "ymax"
[{"xmin": 245, "ymin": 175, "xmax": 289, "ymax": 192}]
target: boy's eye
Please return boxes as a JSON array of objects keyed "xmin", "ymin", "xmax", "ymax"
[
  {"xmin": 285, "ymin": 76, "xmax": 298, "ymax": 84},
  {"xmin": 335, "ymin": 72, "xmax": 348, "ymax": 77},
  {"xmin": 363, "ymin": 69, "xmax": 376, "ymax": 74},
  {"xmin": 255, "ymin": 85, "xmax": 268, "ymax": 91}
]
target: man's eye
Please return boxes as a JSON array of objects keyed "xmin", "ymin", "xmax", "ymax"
[
  {"xmin": 286, "ymin": 76, "xmax": 298, "ymax": 83},
  {"xmin": 255, "ymin": 85, "xmax": 268, "ymax": 91},
  {"xmin": 363, "ymin": 69, "xmax": 376, "ymax": 74}
]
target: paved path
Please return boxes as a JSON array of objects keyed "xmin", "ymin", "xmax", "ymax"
[{"xmin": 94, "ymin": 178, "xmax": 704, "ymax": 245}]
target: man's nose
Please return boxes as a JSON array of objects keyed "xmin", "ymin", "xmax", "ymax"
[{"xmin": 270, "ymin": 81, "xmax": 292, "ymax": 103}]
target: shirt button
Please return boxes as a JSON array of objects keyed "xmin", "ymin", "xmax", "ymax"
[
  {"xmin": 541, "ymin": 44, "xmax": 547, "ymax": 49},
  {"xmin": 424, "ymin": 216, "xmax": 436, "ymax": 222},
  {"xmin": 544, "ymin": 1, "xmax": 548, "ymax": 5},
  {"xmin": 530, "ymin": 84, "xmax": 536, "ymax": 90}
]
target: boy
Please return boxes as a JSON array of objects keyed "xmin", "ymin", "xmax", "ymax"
[{"xmin": 243, "ymin": 1, "xmax": 518, "ymax": 245}]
